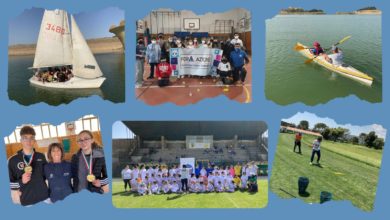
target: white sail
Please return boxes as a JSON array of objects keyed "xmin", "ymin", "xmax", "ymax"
[
  {"xmin": 71, "ymin": 15, "xmax": 103, "ymax": 79},
  {"xmin": 33, "ymin": 9, "xmax": 72, "ymax": 68}
]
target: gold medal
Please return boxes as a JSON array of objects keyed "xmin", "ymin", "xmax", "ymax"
[
  {"xmin": 24, "ymin": 166, "xmax": 33, "ymax": 173},
  {"xmin": 87, "ymin": 174, "xmax": 96, "ymax": 182}
]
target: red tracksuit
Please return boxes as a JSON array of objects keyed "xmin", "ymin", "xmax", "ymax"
[{"xmin": 156, "ymin": 62, "xmax": 172, "ymax": 78}]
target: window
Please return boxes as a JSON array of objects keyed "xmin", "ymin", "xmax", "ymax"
[{"xmin": 4, "ymin": 115, "xmax": 100, "ymax": 144}]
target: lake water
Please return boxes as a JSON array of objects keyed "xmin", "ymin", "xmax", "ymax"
[
  {"xmin": 265, "ymin": 15, "xmax": 382, "ymax": 105},
  {"xmin": 8, "ymin": 53, "xmax": 125, "ymax": 106}
]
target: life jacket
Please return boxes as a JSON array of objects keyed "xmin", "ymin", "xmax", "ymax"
[{"xmin": 312, "ymin": 46, "xmax": 324, "ymax": 55}]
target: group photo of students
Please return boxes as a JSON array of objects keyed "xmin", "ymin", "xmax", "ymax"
[
  {"xmin": 136, "ymin": 32, "xmax": 250, "ymax": 88},
  {"xmin": 134, "ymin": 8, "xmax": 252, "ymax": 105},
  {"xmin": 120, "ymin": 162, "xmax": 259, "ymax": 196},
  {"xmin": 5, "ymin": 115, "xmax": 108, "ymax": 206}
]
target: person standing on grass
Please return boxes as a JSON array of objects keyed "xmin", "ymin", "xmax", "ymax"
[
  {"xmin": 121, "ymin": 165, "xmax": 132, "ymax": 192},
  {"xmin": 310, "ymin": 137, "xmax": 323, "ymax": 165},
  {"xmin": 180, "ymin": 165, "xmax": 190, "ymax": 192},
  {"xmin": 293, "ymin": 132, "xmax": 303, "ymax": 154},
  {"xmin": 234, "ymin": 163, "xmax": 242, "ymax": 177}
]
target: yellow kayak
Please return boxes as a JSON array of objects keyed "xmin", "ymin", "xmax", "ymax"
[{"xmin": 296, "ymin": 42, "xmax": 373, "ymax": 86}]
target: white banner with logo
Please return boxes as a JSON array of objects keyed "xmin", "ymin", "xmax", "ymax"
[
  {"xmin": 169, "ymin": 48, "xmax": 223, "ymax": 76},
  {"xmin": 180, "ymin": 157, "xmax": 195, "ymax": 173}
]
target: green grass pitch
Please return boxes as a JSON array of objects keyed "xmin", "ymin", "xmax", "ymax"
[
  {"xmin": 112, "ymin": 179, "xmax": 268, "ymax": 208},
  {"xmin": 270, "ymin": 133, "xmax": 383, "ymax": 211}
]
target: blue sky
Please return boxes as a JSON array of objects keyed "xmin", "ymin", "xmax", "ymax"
[
  {"xmin": 9, "ymin": 7, "xmax": 124, "ymax": 45},
  {"xmin": 112, "ymin": 121, "xmax": 134, "ymax": 139},
  {"xmin": 283, "ymin": 112, "xmax": 387, "ymax": 139}
]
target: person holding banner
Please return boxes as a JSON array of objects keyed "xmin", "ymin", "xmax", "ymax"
[
  {"xmin": 230, "ymin": 43, "xmax": 250, "ymax": 84},
  {"xmin": 44, "ymin": 143, "xmax": 74, "ymax": 203},
  {"xmin": 8, "ymin": 126, "xmax": 49, "ymax": 206},
  {"xmin": 71, "ymin": 130, "xmax": 109, "ymax": 194}
]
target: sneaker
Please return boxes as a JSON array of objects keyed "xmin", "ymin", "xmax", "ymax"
[
  {"xmin": 135, "ymin": 83, "xmax": 143, "ymax": 88},
  {"xmin": 309, "ymin": 162, "xmax": 313, "ymax": 165}
]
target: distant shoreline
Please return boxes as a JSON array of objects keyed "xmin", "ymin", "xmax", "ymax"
[
  {"xmin": 8, "ymin": 37, "xmax": 124, "ymax": 56},
  {"xmin": 279, "ymin": 10, "xmax": 381, "ymax": 16},
  {"xmin": 279, "ymin": 12, "xmax": 325, "ymax": 15}
]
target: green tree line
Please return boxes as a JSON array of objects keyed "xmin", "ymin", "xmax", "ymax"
[{"xmin": 281, "ymin": 120, "xmax": 385, "ymax": 150}]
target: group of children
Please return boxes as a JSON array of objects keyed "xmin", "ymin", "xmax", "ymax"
[
  {"xmin": 34, "ymin": 66, "xmax": 74, "ymax": 83},
  {"xmin": 121, "ymin": 163, "xmax": 259, "ymax": 196},
  {"xmin": 136, "ymin": 33, "xmax": 250, "ymax": 88}
]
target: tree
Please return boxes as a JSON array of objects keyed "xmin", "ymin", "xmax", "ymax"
[
  {"xmin": 351, "ymin": 136, "xmax": 359, "ymax": 145},
  {"xmin": 358, "ymin": 6, "xmax": 377, "ymax": 11},
  {"xmin": 281, "ymin": 121, "xmax": 295, "ymax": 128},
  {"xmin": 322, "ymin": 128, "xmax": 331, "ymax": 140},
  {"xmin": 359, "ymin": 133, "xmax": 367, "ymax": 145},
  {"xmin": 328, "ymin": 127, "xmax": 349, "ymax": 142},
  {"xmin": 373, "ymin": 138, "xmax": 384, "ymax": 150},
  {"xmin": 364, "ymin": 131, "xmax": 378, "ymax": 148},
  {"xmin": 298, "ymin": 120, "xmax": 309, "ymax": 130},
  {"xmin": 313, "ymin": 123, "xmax": 328, "ymax": 133}
]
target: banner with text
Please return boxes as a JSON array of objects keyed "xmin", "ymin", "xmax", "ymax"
[{"xmin": 170, "ymin": 48, "xmax": 223, "ymax": 76}]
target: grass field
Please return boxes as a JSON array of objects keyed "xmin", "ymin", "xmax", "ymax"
[
  {"xmin": 270, "ymin": 133, "xmax": 384, "ymax": 212},
  {"xmin": 112, "ymin": 179, "xmax": 268, "ymax": 208}
]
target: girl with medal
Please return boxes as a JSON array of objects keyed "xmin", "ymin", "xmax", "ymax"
[
  {"xmin": 71, "ymin": 130, "xmax": 109, "ymax": 194},
  {"xmin": 44, "ymin": 143, "xmax": 73, "ymax": 203}
]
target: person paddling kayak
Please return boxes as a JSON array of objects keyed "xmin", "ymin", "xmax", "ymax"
[
  {"xmin": 310, "ymin": 41, "xmax": 324, "ymax": 55},
  {"xmin": 323, "ymin": 45, "xmax": 344, "ymax": 66}
]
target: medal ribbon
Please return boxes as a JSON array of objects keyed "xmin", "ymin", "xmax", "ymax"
[
  {"xmin": 81, "ymin": 151, "xmax": 93, "ymax": 175},
  {"xmin": 23, "ymin": 151, "xmax": 35, "ymax": 167}
]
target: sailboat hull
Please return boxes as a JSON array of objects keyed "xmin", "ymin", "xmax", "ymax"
[{"xmin": 29, "ymin": 76, "xmax": 106, "ymax": 89}]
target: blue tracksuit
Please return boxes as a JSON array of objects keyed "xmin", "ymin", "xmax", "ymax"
[
  {"xmin": 230, "ymin": 49, "xmax": 248, "ymax": 68},
  {"xmin": 44, "ymin": 161, "xmax": 73, "ymax": 203},
  {"xmin": 230, "ymin": 49, "xmax": 249, "ymax": 82}
]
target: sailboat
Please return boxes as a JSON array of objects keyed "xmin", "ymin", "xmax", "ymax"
[{"xmin": 29, "ymin": 9, "xmax": 105, "ymax": 89}]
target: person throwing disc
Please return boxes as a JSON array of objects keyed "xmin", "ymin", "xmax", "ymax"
[{"xmin": 310, "ymin": 137, "xmax": 322, "ymax": 165}]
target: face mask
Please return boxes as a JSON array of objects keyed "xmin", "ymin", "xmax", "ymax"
[
  {"xmin": 151, "ymin": 40, "xmax": 156, "ymax": 44},
  {"xmin": 202, "ymin": 40, "xmax": 206, "ymax": 44},
  {"xmin": 235, "ymin": 36, "xmax": 239, "ymax": 39},
  {"xmin": 194, "ymin": 39, "xmax": 197, "ymax": 42},
  {"xmin": 189, "ymin": 42, "xmax": 193, "ymax": 46},
  {"xmin": 222, "ymin": 59, "xmax": 227, "ymax": 63}
]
